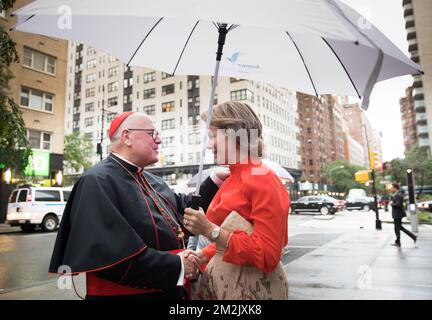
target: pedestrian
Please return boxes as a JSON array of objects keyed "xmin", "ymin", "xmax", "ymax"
[
  {"xmin": 390, "ymin": 183, "xmax": 417, "ymax": 247},
  {"xmin": 183, "ymin": 101, "xmax": 290, "ymax": 300},
  {"xmin": 49, "ymin": 112, "xmax": 228, "ymax": 300}
]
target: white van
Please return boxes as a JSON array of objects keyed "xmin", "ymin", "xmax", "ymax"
[{"xmin": 6, "ymin": 186, "xmax": 71, "ymax": 233}]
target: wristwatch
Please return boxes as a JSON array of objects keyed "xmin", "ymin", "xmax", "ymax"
[{"xmin": 210, "ymin": 226, "xmax": 221, "ymax": 241}]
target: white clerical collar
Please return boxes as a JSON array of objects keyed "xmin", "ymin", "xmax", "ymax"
[{"xmin": 112, "ymin": 153, "xmax": 144, "ymax": 173}]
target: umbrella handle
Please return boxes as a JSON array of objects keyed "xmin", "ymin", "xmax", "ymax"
[{"xmin": 191, "ymin": 195, "xmax": 201, "ymax": 210}]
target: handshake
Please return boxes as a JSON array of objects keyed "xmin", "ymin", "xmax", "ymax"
[{"xmin": 178, "ymin": 249, "xmax": 207, "ymax": 280}]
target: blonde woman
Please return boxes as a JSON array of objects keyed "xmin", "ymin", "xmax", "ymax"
[{"xmin": 184, "ymin": 101, "xmax": 290, "ymax": 300}]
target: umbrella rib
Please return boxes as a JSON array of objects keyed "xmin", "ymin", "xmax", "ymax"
[
  {"xmin": 126, "ymin": 17, "xmax": 164, "ymax": 67},
  {"xmin": 172, "ymin": 20, "xmax": 200, "ymax": 75},
  {"xmin": 285, "ymin": 32, "xmax": 318, "ymax": 97},
  {"xmin": 321, "ymin": 38, "xmax": 361, "ymax": 99}
]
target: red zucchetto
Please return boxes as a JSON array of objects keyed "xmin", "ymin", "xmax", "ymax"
[{"xmin": 108, "ymin": 112, "xmax": 134, "ymax": 140}]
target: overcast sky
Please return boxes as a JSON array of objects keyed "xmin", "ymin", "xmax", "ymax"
[{"xmin": 341, "ymin": 0, "xmax": 413, "ymax": 161}]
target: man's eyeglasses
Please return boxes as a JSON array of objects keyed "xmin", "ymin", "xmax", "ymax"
[{"xmin": 127, "ymin": 128, "xmax": 160, "ymax": 140}]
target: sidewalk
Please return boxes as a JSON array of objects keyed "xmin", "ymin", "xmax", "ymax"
[
  {"xmin": 1, "ymin": 211, "xmax": 431, "ymax": 300},
  {"xmin": 286, "ymin": 211, "xmax": 432, "ymax": 300}
]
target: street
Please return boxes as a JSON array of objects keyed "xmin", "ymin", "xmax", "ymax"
[{"xmin": 0, "ymin": 209, "xmax": 431, "ymax": 300}]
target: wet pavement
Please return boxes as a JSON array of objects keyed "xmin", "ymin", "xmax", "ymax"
[{"xmin": 0, "ymin": 209, "xmax": 431, "ymax": 300}]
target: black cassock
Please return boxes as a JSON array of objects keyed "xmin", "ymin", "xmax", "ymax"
[{"xmin": 49, "ymin": 153, "xmax": 218, "ymax": 300}]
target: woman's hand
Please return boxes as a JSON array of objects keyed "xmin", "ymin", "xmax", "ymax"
[{"xmin": 184, "ymin": 207, "xmax": 214, "ymax": 238}]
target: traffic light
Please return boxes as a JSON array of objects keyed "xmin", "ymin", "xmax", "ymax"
[{"xmin": 369, "ymin": 150, "xmax": 379, "ymax": 170}]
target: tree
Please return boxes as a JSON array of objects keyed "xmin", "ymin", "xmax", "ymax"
[
  {"xmin": 384, "ymin": 145, "xmax": 432, "ymax": 196},
  {"xmin": 0, "ymin": 0, "xmax": 32, "ymax": 176},
  {"xmin": 321, "ymin": 160, "xmax": 384, "ymax": 194},
  {"xmin": 63, "ymin": 133, "xmax": 93, "ymax": 173}
]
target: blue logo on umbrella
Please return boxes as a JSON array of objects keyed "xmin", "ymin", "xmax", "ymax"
[{"xmin": 227, "ymin": 52, "xmax": 241, "ymax": 65}]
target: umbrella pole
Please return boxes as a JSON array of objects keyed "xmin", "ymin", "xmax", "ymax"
[{"xmin": 191, "ymin": 24, "xmax": 228, "ymax": 209}]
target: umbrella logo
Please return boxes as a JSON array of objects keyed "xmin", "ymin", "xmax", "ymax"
[
  {"xmin": 226, "ymin": 52, "xmax": 260, "ymax": 74},
  {"xmin": 227, "ymin": 52, "xmax": 242, "ymax": 65}
]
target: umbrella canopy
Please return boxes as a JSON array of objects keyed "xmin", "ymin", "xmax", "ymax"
[
  {"xmin": 12, "ymin": 0, "xmax": 421, "ymax": 99},
  {"xmin": 11, "ymin": 0, "xmax": 421, "ymax": 202}
]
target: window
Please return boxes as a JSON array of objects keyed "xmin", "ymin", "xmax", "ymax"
[
  {"xmin": 143, "ymin": 88, "xmax": 156, "ymax": 99},
  {"xmin": 107, "ymin": 112, "xmax": 118, "ymax": 122},
  {"xmin": 107, "ymin": 81, "xmax": 118, "ymax": 92},
  {"xmin": 108, "ymin": 55, "xmax": 117, "ymax": 62},
  {"xmin": 230, "ymin": 89, "xmax": 254, "ymax": 103},
  {"xmin": 85, "ymin": 102, "xmax": 94, "ymax": 112},
  {"xmin": 162, "ymin": 84, "xmax": 175, "ymax": 95},
  {"xmin": 108, "ymin": 66, "xmax": 119, "ymax": 78},
  {"xmin": 230, "ymin": 77, "xmax": 243, "ymax": 83},
  {"xmin": 87, "ymin": 47, "xmax": 96, "ymax": 56},
  {"xmin": 86, "ymin": 73, "xmax": 96, "ymax": 83},
  {"xmin": 84, "ymin": 117, "xmax": 94, "ymax": 127},
  {"xmin": 143, "ymin": 72, "xmax": 156, "ymax": 83},
  {"xmin": 86, "ymin": 59, "xmax": 97, "ymax": 69},
  {"xmin": 85, "ymin": 87, "xmax": 95, "ymax": 97},
  {"xmin": 84, "ymin": 132, "xmax": 93, "ymax": 140},
  {"xmin": 123, "ymin": 94, "xmax": 132, "ymax": 104},
  {"xmin": 35, "ymin": 190, "xmax": 61, "ymax": 202},
  {"xmin": 162, "ymin": 119, "xmax": 175, "ymax": 130},
  {"xmin": 161, "ymin": 72, "xmax": 173, "ymax": 79},
  {"xmin": 18, "ymin": 190, "xmax": 28, "ymax": 202},
  {"xmin": 63, "ymin": 191, "xmax": 71, "ymax": 202},
  {"xmin": 107, "ymin": 97, "xmax": 118, "ymax": 107},
  {"xmin": 162, "ymin": 101, "xmax": 175, "ymax": 112},
  {"xmin": 124, "ymin": 78, "xmax": 133, "ymax": 88},
  {"xmin": 23, "ymin": 47, "xmax": 56, "ymax": 74},
  {"xmin": 20, "ymin": 87, "xmax": 54, "ymax": 112},
  {"xmin": 143, "ymin": 105, "xmax": 156, "ymax": 115},
  {"xmin": 162, "ymin": 136, "xmax": 175, "ymax": 148},
  {"xmin": 27, "ymin": 130, "xmax": 52, "ymax": 151}
]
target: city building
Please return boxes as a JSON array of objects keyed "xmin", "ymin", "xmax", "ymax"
[
  {"xmin": 65, "ymin": 43, "xmax": 302, "ymax": 194},
  {"xmin": 403, "ymin": 0, "xmax": 432, "ymax": 154},
  {"xmin": 1, "ymin": 0, "xmax": 68, "ymax": 186},
  {"xmin": 400, "ymin": 86, "xmax": 419, "ymax": 150},
  {"xmin": 297, "ymin": 93, "xmax": 346, "ymax": 187}
]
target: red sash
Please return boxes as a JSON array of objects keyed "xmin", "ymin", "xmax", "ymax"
[{"xmin": 86, "ymin": 249, "xmax": 190, "ymax": 297}]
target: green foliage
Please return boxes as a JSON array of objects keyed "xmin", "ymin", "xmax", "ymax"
[
  {"xmin": 383, "ymin": 145, "xmax": 432, "ymax": 196},
  {"xmin": 321, "ymin": 159, "xmax": 384, "ymax": 195},
  {"xmin": 64, "ymin": 133, "xmax": 93, "ymax": 172},
  {"xmin": 0, "ymin": 0, "xmax": 32, "ymax": 174}
]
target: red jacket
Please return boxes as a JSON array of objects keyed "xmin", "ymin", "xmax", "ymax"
[{"xmin": 202, "ymin": 161, "xmax": 290, "ymax": 273}]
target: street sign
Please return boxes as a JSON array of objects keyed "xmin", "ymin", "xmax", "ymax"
[
  {"xmin": 355, "ymin": 170, "xmax": 371, "ymax": 183},
  {"xmin": 0, "ymin": 163, "xmax": 5, "ymax": 169}
]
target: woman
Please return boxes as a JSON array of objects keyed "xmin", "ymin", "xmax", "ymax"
[{"xmin": 184, "ymin": 101, "xmax": 290, "ymax": 300}]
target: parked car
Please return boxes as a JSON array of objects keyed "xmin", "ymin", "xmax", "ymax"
[
  {"xmin": 345, "ymin": 196, "xmax": 376, "ymax": 212},
  {"xmin": 291, "ymin": 196, "xmax": 342, "ymax": 215},
  {"xmin": 6, "ymin": 185, "xmax": 71, "ymax": 233},
  {"xmin": 417, "ymin": 200, "xmax": 432, "ymax": 212}
]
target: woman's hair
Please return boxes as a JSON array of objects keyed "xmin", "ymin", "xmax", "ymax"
[{"xmin": 201, "ymin": 101, "xmax": 264, "ymax": 157}]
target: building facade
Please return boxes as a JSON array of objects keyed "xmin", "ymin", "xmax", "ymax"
[
  {"xmin": 400, "ymin": 86, "xmax": 418, "ymax": 151},
  {"xmin": 403, "ymin": 0, "xmax": 432, "ymax": 153},
  {"xmin": 297, "ymin": 93, "xmax": 346, "ymax": 186},
  {"xmin": 1, "ymin": 0, "xmax": 68, "ymax": 186}
]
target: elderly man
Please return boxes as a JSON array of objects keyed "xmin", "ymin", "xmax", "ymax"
[{"xmin": 49, "ymin": 112, "xmax": 226, "ymax": 299}]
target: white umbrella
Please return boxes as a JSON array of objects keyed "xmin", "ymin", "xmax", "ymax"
[{"xmin": 11, "ymin": 0, "xmax": 421, "ymax": 207}]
